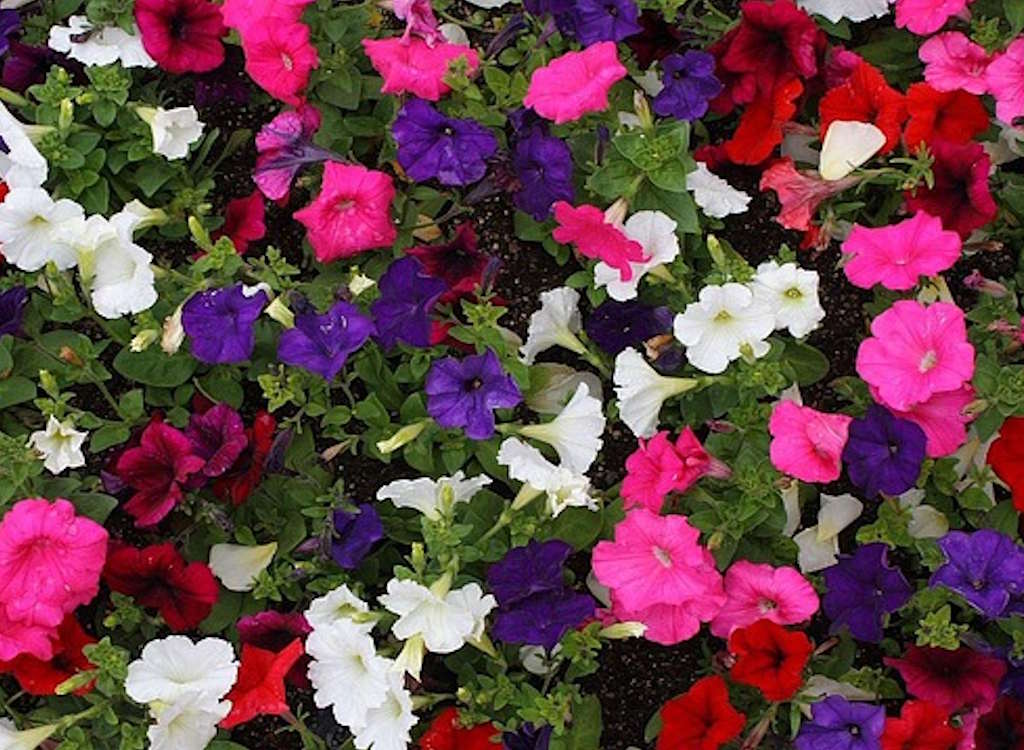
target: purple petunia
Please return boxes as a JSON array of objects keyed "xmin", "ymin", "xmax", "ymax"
[
  {"xmin": 503, "ymin": 724, "xmax": 553, "ymax": 750},
  {"xmin": 2, "ymin": 42, "xmax": 63, "ymax": 93},
  {"xmin": 186, "ymin": 403, "xmax": 248, "ymax": 479},
  {"xmin": 0, "ymin": 286, "xmax": 28, "ymax": 337},
  {"xmin": 822, "ymin": 543, "xmax": 912, "ymax": 642},
  {"xmin": 795, "ymin": 696, "xmax": 885, "ymax": 750},
  {"xmin": 653, "ymin": 51, "xmax": 723, "ymax": 122},
  {"xmin": 392, "ymin": 98, "xmax": 498, "ymax": 187},
  {"xmin": 585, "ymin": 300, "xmax": 673, "ymax": 356},
  {"xmin": 370, "ymin": 256, "xmax": 448, "ymax": 350},
  {"xmin": 181, "ymin": 284, "xmax": 268, "ymax": 364},
  {"xmin": 842, "ymin": 404, "xmax": 926, "ymax": 498},
  {"xmin": 277, "ymin": 299, "xmax": 375, "ymax": 381},
  {"xmin": 331, "ymin": 503, "xmax": 384, "ymax": 570},
  {"xmin": 425, "ymin": 349, "xmax": 522, "ymax": 440},
  {"xmin": 253, "ymin": 106, "xmax": 332, "ymax": 200},
  {"xmin": 0, "ymin": 11, "xmax": 19, "ymax": 58},
  {"xmin": 512, "ymin": 128, "xmax": 575, "ymax": 221},
  {"xmin": 559, "ymin": 0, "xmax": 641, "ymax": 46},
  {"xmin": 931, "ymin": 529, "xmax": 1024, "ymax": 619}
]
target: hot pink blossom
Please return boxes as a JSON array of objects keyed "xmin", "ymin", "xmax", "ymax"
[
  {"xmin": 877, "ymin": 384, "xmax": 975, "ymax": 458},
  {"xmin": 293, "ymin": 162, "xmax": 398, "ymax": 262},
  {"xmin": 709, "ymin": 560, "xmax": 819, "ymax": 638},
  {"xmin": 920, "ymin": 32, "xmax": 992, "ymax": 95},
  {"xmin": 986, "ymin": 38, "xmax": 1024, "ymax": 126},
  {"xmin": 0, "ymin": 499, "xmax": 108, "ymax": 660},
  {"xmin": 856, "ymin": 300, "xmax": 975, "ymax": 412},
  {"xmin": 841, "ymin": 212, "xmax": 962, "ymax": 291},
  {"xmin": 895, "ymin": 0, "xmax": 970, "ymax": 36},
  {"xmin": 768, "ymin": 400, "xmax": 851, "ymax": 483},
  {"xmin": 523, "ymin": 41, "xmax": 627, "ymax": 124},
  {"xmin": 610, "ymin": 595, "xmax": 725, "ymax": 646},
  {"xmin": 222, "ymin": 0, "xmax": 310, "ymax": 34},
  {"xmin": 621, "ymin": 429, "xmax": 727, "ymax": 513},
  {"xmin": 759, "ymin": 158, "xmax": 861, "ymax": 231},
  {"xmin": 361, "ymin": 38, "xmax": 479, "ymax": 101},
  {"xmin": 552, "ymin": 202, "xmax": 648, "ymax": 281},
  {"xmin": 241, "ymin": 22, "xmax": 319, "ymax": 106}
]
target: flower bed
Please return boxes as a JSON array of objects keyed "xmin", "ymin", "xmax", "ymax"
[{"xmin": 1, "ymin": 0, "xmax": 1024, "ymax": 749}]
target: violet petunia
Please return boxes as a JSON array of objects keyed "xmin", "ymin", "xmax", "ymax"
[
  {"xmin": 488, "ymin": 539, "xmax": 574, "ymax": 605},
  {"xmin": 842, "ymin": 405, "xmax": 927, "ymax": 498},
  {"xmin": 931, "ymin": 529, "xmax": 1024, "ymax": 619},
  {"xmin": 823, "ymin": 543, "xmax": 912, "ymax": 642},
  {"xmin": 331, "ymin": 503, "xmax": 384, "ymax": 570},
  {"xmin": 653, "ymin": 51, "xmax": 723, "ymax": 122},
  {"xmin": 186, "ymin": 403, "xmax": 248, "ymax": 478},
  {"xmin": 371, "ymin": 256, "xmax": 448, "ymax": 350},
  {"xmin": 0, "ymin": 11, "xmax": 19, "ymax": 58},
  {"xmin": 181, "ymin": 284, "xmax": 268, "ymax": 364},
  {"xmin": 503, "ymin": 723, "xmax": 553, "ymax": 750},
  {"xmin": 2, "ymin": 42, "xmax": 64, "ymax": 93},
  {"xmin": 277, "ymin": 299, "xmax": 375, "ymax": 381},
  {"xmin": 392, "ymin": 98, "xmax": 498, "ymax": 186},
  {"xmin": 252, "ymin": 105, "xmax": 332, "ymax": 200},
  {"xmin": 795, "ymin": 695, "xmax": 885, "ymax": 750},
  {"xmin": 585, "ymin": 300, "xmax": 673, "ymax": 356},
  {"xmin": 512, "ymin": 128, "xmax": 575, "ymax": 221},
  {"xmin": 0, "ymin": 286, "xmax": 28, "ymax": 337},
  {"xmin": 559, "ymin": 0, "xmax": 642, "ymax": 46},
  {"xmin": 425, "ymin": 349, "xmax": 522, "ymax": 440}
]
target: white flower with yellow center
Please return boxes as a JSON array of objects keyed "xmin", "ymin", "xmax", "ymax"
[
  {"xmin": 673, "ymin": 282, "xmax": 774, "ymax": 374},
  {"xmin": 27, "ymin": 415, "xmax": 87, "ymax": 474}
]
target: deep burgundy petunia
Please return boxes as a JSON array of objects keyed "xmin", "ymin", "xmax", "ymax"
[
  {"xmin": 405, "ymin": 223, "xmax": 493, "ymax": 304},
  {"xmin": 904, "ymin": 139, "xmax": 997, "ymax": 239},
  {"xmin": 185, "ymin": 403, "xmax": 249, "ymax": 480},
  {"xmin": 134, "ymin": 0, "xmax": 226, "ymax": 74}
]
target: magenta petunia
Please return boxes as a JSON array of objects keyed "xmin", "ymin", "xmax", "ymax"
[
  {"xmin": 241, "ymin": 21, "xmax": 319, "ymax": 107},
  {"xmin": 116, "ymin": 420, "xmax": 206, "ymax": 527},
  {"xmin": 919, "ymin": 32, "xmax": 992, "ymax": 95},
  {"xmin": 552, "ymin": 202, "xmax": 648, "ymax": 281},
  {"xmin": 985, "ymin": 38, "xmax": 1024, "ymax": 127},
  {"xmin": 841, "ymin": 212, "xmax": 962, "ymax": 291},
  {"xmin": 186, "ymin": 403, "xmax": 249, "ymax": 479},
  {"xmin": 768, "ymin": 400, "xmax": 851, "ymax": 483},
  {"xmin": 894, "ymin": 0, "xmax": 969, "ymax": 36},
  {"xmin": 361, "ymin": 37, "xmax": 479, "ymax": 101},
  {"xmin": 709, "ymin": 560, "xmax": 819, "ymax": 638},
  {"xmin": 523, "ymin": 41, "xmax": 627, "ymax": 124}
]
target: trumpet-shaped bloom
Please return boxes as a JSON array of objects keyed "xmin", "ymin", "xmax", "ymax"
[
  {"xmin": 842, "ymin": 405, "xmax": 926, "ymax": 498},
  {"xmin": 657, "ymin": 676, "xmax": 745, "ymax": 750},
  {"xmin": 519, "ymin": 382, "xmax": 605, "ymax": 473},
  {"xmin": 653, "ymin": 51, "xmax": 722, "ymax": 121},
  {"xmin": 124, "ymin": 635, "xmax": 237, "ymax": 705},
  {"xmin": 930, "ymin": 529, "xmax": 1024, "ymax": 619},
  {"xmin": 377, "ymin": 471, "xmax": 491, "ymax": 521},
  {"xmin": 842, "ymin": 212, "xmax": 962, "ymax": 291},
  {"xmin": 523, "ymin": 41, "xmax": 627, "ymax": 124},
  {"xmin": 759, "ymin": 157, "xmax": 861, "ymax": 232},
  {"xmin": 0, "ymin": 187, "xmax": 83, "ymax": 271},
  {"xmin": 920, "ymin": 32, "xmax": 991, "ymax": 95},
  {"xmin": 513, "ymin": 127, "xmax": 575, "ymax": 221},
  {"xmin": 0, "ymin": 102, "xmax": 47, "ymax": 188},
  {"xmin": 380, "ymin": 579, "xmax": 495, "ymax": 653},
  {"xmin": 278, "ymin": 300, "xmax": 374, "ymax": 381},
  {"xmin": 985, "ymin": 38, "xmax": 1024, "ymax": 127},
  {"xmin": 710, "ymin": 560, "xmax": 819, "ymax": 638},
  {"xmin": 497, "ymin": 438, "xmax": 598, "ymax": 517},
  {"xmin": 182, "ymin": 284, "xmax": 268, "ymax": 364},
  {"xmin": 134, "ymin": 0, "xmax": 224, "ymax": 74},
  {"xmin": 613, "ymin": 348, "xmax": 700, "ymax": 438},
  {"xmin": 186, "ymin": 403, "xmax": 248, "ymax": 479},
  {"xmin": 723, "ymin": 78, "xmax": 803, "ymax": 165},
  {"xmin": 752, "ymin": 260, "xmax": 824, "ymax": 338},
  {"xmin": 903, "ymin": 139, "xmax": 996, "ymax": 239},
  {"xmin": 819, "ymin": 62, "xmax": 906, "ymax": 155},
  {"xmin": 393, "ymin": 98, "xmax": 497, "ymax": 186},
  {"xmin": 686, "ymin": 162, "xmax": 751, "ymax": 219},
  {"xmin": 793, "ymin": 493, "xmax": 864, "ymax": 573},
  {"xmin": 362, "ymin": 37, "xmax": 479, "ymax": 101},
  {"xmin": 796, "ymin": 696, "xmax": 885, "ymax": 750},
  {"xmin": 520, "ymin": 286, "xmax": 584, "ymax": 364},
  {"xmin": 880, "ymin": 700, "xmax": 961, "ymax": 750},
  {"xmin": 588, "ymin": 301, "xmax": 673, "ymax": 356},
  {"xmin": 27, "ymin": 416, "xmax": 86, "ymax": 474},
  {"xmin": 673, "ymin": 282, "xmax": 774, "ymax": 374},
  {"xmin": 593, "ymin": 210, "xmax": 679, "ymax": 301},
  {"xmin": 728, "ymin": 619, "xmax": 813, "ymax": 701},
  {"xmin": 220, "ymin": 640, "xmax": 304, "ymax": 729},
  {"xmin": 823, "ymin": 543, "xmax": 912, "ymax": 642},
  {"xmin": 894, "ymin": 0, "xmax": 968, "ymax": 36},
  {"xmin": 253, "ymin": 105, "xmax": 329, "ymax": 200},
  {"xmin": 989, "ymin": 416, "xmax": 1024, "ymax": 511},
  {"xmin": 621, "ymin": 429, "xmax": 718, "ymax": 512},
  {"xmin": 241, "ymin": 22, "xmax": 318, "ymax": 106},
  {"xmin": 331, "ymin": 504, "xmax": 383, "ymax": 570},
  {"xmin": 552, "ymin": 202, "xmax": 648, "ymax": 282},
  {"xmin": 796, "ymin": 0, "xmax": 890, "ymax": 22},
  {"xmin": 886, "ymin": 385, "xmax": 973, "ymax": 459},
  {"xmin": 769, "ymin": 400, "xmax": 852, "ymax": 483},
  {"xmin": 405, "ymin": 222, "xmax": 492, "ymax": 303},
  {"xmin": 0, "ymin": 614, "xmax": 95, "ymax": 696},
  {"xmin": 818, "ymin": 120, "xmax": 886, "ymax": 181},
  {"xmin": 903, "ymin": 84, "xmax": 989, "ymax": 150},
  {"xmin": 425, "ymin": 349, "xmax": 522, "ymax": 440},
  {"xmin": 884, "ymin": 645, "xmax": 1006, "ymax": 714},
  {"xmin": 208, "ymin": 542, "xmax": 277, "ymax": 592},
  {"xmin": 370, "ymin": 256, "xmax": 447, "ymax": 349}
]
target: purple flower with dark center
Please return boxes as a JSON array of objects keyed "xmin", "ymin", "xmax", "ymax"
[
  {"xmin": 425, "ymin": 349, "xmax": 522, "ymax": 440},
  {"xmin": 931, "ymin": 530, "xmax": 1024, "ymax": 619},
  {"xmin": 2, "ymin": 42, "xmax": 64, "ymax": 92},
  {"xmin": 186, "ymin": 403, "xmax": 248, "ymax": 478},
  {"xmin": 392, "ymin": 98, "xmax": 498, "ymax": 187},
  {"xmin": 277, "ymin": 299, "xmax": 375, "ymax": 381},
  {"xmin": 559, "ymin": 0, "xmax": 641, "ymax": 45},
  {"xmin": 503, "ymin": 723, "xmax": 553, "ymax": 750},
  {"xmin": 513, "ymin": 129, "xmax": 574, "ymax": 221},
  {"xmin": 370, "ymin": 256, "xmax": 448, "ymax": 350},
  {"xmin": 182, "ymin": 284, "xmax": 268, "ymax": 364},
  {"xmin": 842, "ymin": 404, "xmax": 926, "ymax": 498},
  {"xmin": 823, "ymin": 543, "xmax": 912, "ymax": 642},
  {"xmin": 795, "ymin": 696, "xmax": 885, "ymax": 750},
  {"xmin": 0, "ymin": 11, "xmax": 19, "ymax": 58},
  {"xmin": 331, "ymin": 503, "xmax": 383, "ymax": 570},
  {"xmin": 237, "ymin": 610, "xmax": 313, "ymax": 688},
  {"xmin": 585, "ymin": 300, "xmax": 673, "ymax": 356},
  {"xmin": 253, "ymin": 105, "xmax": 332, "ymax": 200},
  {"xmin": 0, "ymin": 286, "xmax": 28, "ymax": 337},
  {"xmin": 489, "ymin": 539, "xmax": 573, "ymax": 605},
  {"xmin": 653, "ymin": 51, "xmax": 723, "ymax": 121}
]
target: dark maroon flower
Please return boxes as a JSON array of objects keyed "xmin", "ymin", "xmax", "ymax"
[
  {"xmin": 186, "ymin": 403, "xmax": 249, "ymax": 479},
  {"xmin": 405, "ymin": 223, "xmax": 492, "ymax": 303}
]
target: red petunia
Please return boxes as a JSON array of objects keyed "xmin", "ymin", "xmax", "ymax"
[
  {"xmin": 103, "ymin": 542, "xmax": 219, "ymax": 631},
  {"xmin": 884, "ymin": 645, "xmax": 1006, "ymax": 714},
  {"xmin": 819, "ymin": 62, "xmax": 907, "ymax": 154},
  {"xmin": 657, "ymin": 675, "xmax": 746, "ymax": 750},
  {"xmin": 220, "ymin": 639, "xmax": 304, "ymax": 729},
  {"xmin": 406, "ymin": 223, "xmax": 492, "ymax": 304},
  {"xmin": 419, "ymin": 706, "xmax": 501, "ymax": 750},
  {"xmin": 987, "ymin": 416, "xmax": 1024, "ymax": 511},
  {"xmin": 134, "ymin": 0, "xmax": 225, "ymax": 74},
  {"xmin": 881, "ymin": 700, "xmax": 961, "ymax": 750},
  {"xmin": 213, "ymin": 411, "xmax": 277, "ymax": 506},
  {"xmin": 728, "ymin": 619, "xmax": 812, "ymax": 702},
  {"xmin": 213, "ymin": 191, "xmax": 266, "ymax": 255},
  {"xmin": 904, "ymin": 138, "xmax": 997, "ymax": 239},
  {"xmin": 903, "ymin": 84, "xmax": 989, "ymax": 151},
  {"xmin": 724, "ymin": 77, "xmax": 803, "ymax": 165},
  {"xmin": 0, "ymin": 615, "xmax": 95, "ymax": 696},
  {"xmin": 975, "ymin": 696, "xmax": 1024, "ymax": 750}
]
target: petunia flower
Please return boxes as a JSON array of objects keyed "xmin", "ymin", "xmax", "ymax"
[
  {"xmin": 759, "ymin": 157, "xmax": 862, "ymax": 231},
  {"xmin": 842, "ymin": 212, "xmax": 962, "ymax": 291},
  {"xmin": 796, "ymin": 696, "xmax": 885, "ymax": 750},
  {"xmin": 497, "ymin": 438, "xmax": 598, "ymax": 517},
  {"xmin": 278, "ymin": 299, "xmax": 374, "ymax": 381},
  {"xmin": 377, "ymin": 471, "xmax": 492, "ymax": 521},
  {"xmin": 856, "ymin": 300, "xmax": 974, "ymax": 412},
  {"xmin": 0, "ymin": 286, "xmax": 28, "ymax": 337},
  {"xmin": 0, "ymin": 102, "xmax": 46, "ymax": 189},
  {"xmin": 903, "ymin": 139, "xmax": 996, "ymax": 239},
  {"xmin": 212, "ymin": 411, "xmax": 277, "ymax": 507},
  {"xmin": 520, "ymin": 286, "xmax": 586, "ymax": 364},
  {"xmin": 989, "ymin": 416, "xmax": 1024, "ymax": 510},
  {"xmin": 593, "ymin": 210, "xmax": 679, "ymax": 301},
  {"xmin": 221, "ymin": 0, "xmax": 311, "ymax": 34},
  {"xmin": 930, "ymin": 529, "xmax": 1024, "ymax": 619},
  {"xmin": 986, "ymin": 38, "xmax": 1024, "ymax": 130},
  {"xmin": 818, "ymin": 120, "xmax": 886, "ymax": 180},
  {"xmin": 0, "ymin": 187, "xmax": 83, "ymax": 271},
  {"xmin": 220, "ymin": 640, "xmax": 304, "ymax": 729},
  {"xmin": 392, "ymin": 98, "xmax": 498, "ymax": 186},
  {"xmin": 186, "ymin": 403, "xmax": 248, "ymax": 479},
  {"xmin": 380, "ymin": 578, "xmax": 495, "ymax": 656},
  {"xmin": 728, "ymin": 619, "xmax": 813, "ymax": 701},
  {"xmin": 237, "ymin": 610, "xmax": 312, "ymax": 688},
  {"xmin": 426, "ymin": 349, "xmax": 522, "ymax": 440},
  {"xmin": 181, "ymin": 284, "xmax": 268, "ymax": 364},
  {"xmin": 903, "ymin": 84, "xmax": 989, "ymax": 150},
  {"xmin": 793, "ymin": 493, "xmax": 864, "ymax": 573},
  {"xmin": 103, "ymin": 543, "xmax": 219, "ymax": 631},
  {"xmin": 723, "ymin": 77, "xmax": 803, "ymax": 165},
  {"xmin": 124, "ymin": 635, "xmax": 237, "ymax": 706},
  {"xmin": 241, "ymin": 22, "xmax": 318, "ymax": 106},
  {"xmin": 769, "ymin": 400, "xmax": 851, "ymax": 483},
  {"xmin": 613, "ymin": 347, "xmax": 700, "ymax": 437},
  {"xmin": 406, "ymin": 222, "xmax": 492, "ymax": 303},
  {"xmin": 523, "ymin": 41, "xmax": 627, "ymax": 124},
  {"xmin": 503, "ymin": 723, "xmax": 553, "ymax": 750},
  {"xmin": 621, "ymin": 428, "xmax": 725, "ymax": 512},
  {"xmin": 294, "ymin": 162, "xmax": 398, "ymax": 262},
  {"xmin": 0, "ymin": 718, "xmax": 57, "ymax": 748},
  {"xmin": 920, "ymin": 32, "xmax": 991, "ymax": 95},
  {"xmin": 134, "ymin": 0, "xmax": 225, "ymax": 74},
  {"xmin": 253, "ymin": 105, "xmax": 331, "ymax": 200},
  {"xmin": 673, "ymin": 282, "xmax": 775, "ymax": 374},
  {"xmin": 653, "ymin": 51, "xmax": 723, "ymax": 121},
  {"xmin": 881, "ymin": 700, "xmax": 961, "ymax": 750},
  {"xmin": 48, "ymin": 15, "xmax": 154, "ymax": 68},
  {"xmin": 656, "ymin": 676, "xmax": 745, "ymax": 750},
  {"xmin": 686, "ymin": 162, "xmax": 751, "ymax": 219},
  {"xmin": 331, "ymin": 504, "xmax": 383, "ymax": 570},
  {"xmin": 842, "ymin": 405, "xmax": 926, "ymax": 498},
  {"xmin": 586, "ymin": 300, "xmax": 673, "ymax": 356},
  {"xmin": 512, "ymin": 127, "xmax": 575, "ymax": 221},
  {"xmin": 0, "ymin": 614, "xmax": 95, "ymax": 696},
  {"xmin": 752, "ymin": 260, "xmax": 824, "ymax": 338},
  {"xmin": 975, "ymin": 697, "xmax": 1024, "ymax": 750},
  {"xmin": 0, "ymin": 10, "xmax": 17, "ymax": 58},
  {"xmin": 795, "ymin": 0, "xmax": 890, "ymax": 22},
  {"xmin": 894, "ymin": 0, "xmax": 968, "ymax": 36},
  {"xmin": 362, "ymin": 37, "xmax": 479, "ymax": 101},
  {"xmin": 27, "ymin": 415, "xmax": 86, "ymax": 474},
  {"xmin": 2, "ymin": 42, "xmax": 62, "ymax": 93},
  {"xmin": 884, "ymin": 645, "xmax": 1006, "ymax": 714},
  {"xmin": 822, "ymin": 543, "xmax": 912, "ymax": 642},
  {"xmin": 370, "ymin": 256, "xmax": 448, "ymax": 349},
  {"xmin": 559, "ymin": 0, "xmax": 641, "ymax": 45},
  {"xmin": 212, "ymin": 191, "xmax": 265, "ymax": 254},
  {"xmin": 419, "ymin": 707, "xmax": 500, "ymax": 750},
  {"xmin": 710, "ymin": 560, "xmax": 819, "ymax": 639},
  {"xmin": 819, "ymin": 61, "xmax": 906, "ymax": 154},
  {"xmin": 552, "ymin": 202, "xmax": 648, "ymax": 282},
  {"xmin": 519, "ymin": 382, "xmax": 605, "ymax": 473},
  {"xmin": 353, "ymin": 671, "xmax": 418, "ymax": 750},
  {"xmin": 148, "ymin": 691, "xmax": 231, "ymax": 750},
  {"xmin": 209, "ymin": 542, "xmax": 278, "ymax": 592}
]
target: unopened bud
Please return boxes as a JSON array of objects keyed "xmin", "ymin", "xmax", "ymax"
[
  {"xmin": 59, "ymin": 345, "xmax": 83, "ymax": 366},
  {"xmin": 376, "ymin": 419, "xmax": 429, "ymax": 454},
  {"xmin": 265, "ymin": 297, "xmax": 295, "ymax": 328},
  {"xmin": 599, "ymin": 622, "xmax": 646, "ymax": 639}
]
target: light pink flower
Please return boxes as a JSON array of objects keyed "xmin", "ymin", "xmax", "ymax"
[
  {"xmin": 523, "ymin": 41, "xmax": 627, "ymax": 124},
  {"xmin": 986, "ymin": 38, "xmax": 1024, "ymax": 126},
  {"xmin": 841, "ymin": 212, "xmax": 962, "ymax": 291},
  {"xmin": 0, "ymin": 499, "xmax": 108, "ymax": 660},
  {"xmin": 878, "ymin": 384, "xmax": 975, "ymax": 458},
  {"xmin": 856, "ymin": 300, "xmax": 975, "ymax": 412},
  {"xmin": 293, "ymin": 162, "xmax": 397, "ymax": 262},
  {"xmin": 768, "ymin": 400, "xmax": 851, "ymax": 483},
  {"xmin": 920, "ymin": 32, "xmax": 992, "ymax": 94},
  {"xmin": 361, "ymin": 37, "xmax": 479, "ymax": 101},
  {"xmin": 895, "ymin": 0, "xmax": 970, "ymax": 36},
  {"xmin": 759, "ymin": 158, "xmax": 861, "ymax": 231},
  {"xmin": 709, "ymin": 560, "xmax": 819, "ymax": 638}
]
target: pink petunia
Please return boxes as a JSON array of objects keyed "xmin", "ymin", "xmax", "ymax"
[
  {"xmin": 523, "ymin": 41, "xmax": 627, "ymax": 124},
  {"xmin": 241, "ymin": 21, "xmax": 319, "ymax": 106},
  {"xmin": 759, "ymin": 158, "xmax": 861, "ymax": 231},
  {"xmin": 986, "ymin": 38, "xmax": 1024, "ymax": 126},
  {"xmin": 293, "ymin": 162, "xmax": 398, "ymax": 262},
  {"xmin": 856, "ymin": 300, "xmax": 975, "ymax": 412},
  {"xmin": 877, "ymin": 384, "xmax": 975, "ymax": 458},
  {"xmin": 920, "ymin": 32, "xmax": 992, "ymax": 95},
  {"xmin": 611, "ymin": 594, "xmax": 726, "ymax": 646},
  {"xmin": 621, "ymin": 428, "xmax": 727, "ymax": 513},
  {"xmin": 709, "ymin": 560, "xmax": 819, "ymax": 639},
  {"xmin": 768, "ymin": 400, "xmax": 851, "ymax": 483},
  {"xmin": 895, "ymin": 0, "xmax": 970, "ymax": 36},
  {"xmin": 362, "ymin": 37, "xmax": 479, "ymax": 101},
  {"xmin": 552, "ymin": 202, "xmax": 648, "ymax": 281},
  {"xmin": 222, "ymin": 0, "xmax": 310, "ymax": 35},
  {"xmin": 841, "ymin": 212, "xmax": 962, "ymax": 291}
]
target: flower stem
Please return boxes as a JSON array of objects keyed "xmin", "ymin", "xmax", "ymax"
[{"xmin": 283, "ymin": 710, "xmax": 327, "ymax": 750}]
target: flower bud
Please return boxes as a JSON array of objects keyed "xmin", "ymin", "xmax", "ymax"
[
  {"xmin": 599, "ymin": 621, "xmax": 647, "ymax": 639},
  {"xmin": 161, "ymin": 306, "xmax": 185, "ymax": 355},
  {"xmin": 265, "ymin": 296, "xmax": 295, "ymax": 328},
  {"xmin": 376, "ymin": 419, "xmax": 429, "ymax": 454}
]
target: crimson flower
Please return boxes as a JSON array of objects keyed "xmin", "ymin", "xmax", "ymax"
[
  {"xmin": 220, "ymin": 640, "xmax": 304, "ymax": 729},
  {"xmin": 213, "ymin": 411, "xmax": 277, "ymax": 506},
  {"xmin": 115, "ymin": 419, "xmax": 205, "ymax": 527},
  {"xmin": 237, "ymin": 610, "xmax": 312, "ymax": 688},
  {"xmin": 904, "ymin": 139, "xmax": 997, "ymax": 239},
  {"xmin": 213, "ymin": 191, "xmax": 266, "ymax": 255},
  {"xmin": 0, "ymin": 615, "xmax": 95, "ymax": 696},
  {"xmin": 405, "ymin": 223, "xmax": 493, "ymax": 304},
  {"xmin": 989, "ymin": 417, "xmax": 1024, "ymax": 511},
  {"xmin": 728, "ymin": 619, "xmax": 812, "ymax": 702},
  {"xmin": 724, "ymin": 77, "xmax": 803, "ymax": 165},
  {"xmin": 419, "ymin": 707, "xmax": 502, "ymax": 750},
  {"xmin": 903, "ymin": 84, "xmax": 989, "ymax": 151},
  {"xmin": 884, "ymin": 645, "xmax": 1006, "ymax": 714},
  {"xmin": 657, "ymin": 675, "xmax": 746, "ymax": 750},
  {"xmin": 134, "ymin": 0, "xmax": 225, "ymax": 74},
  {"xmin": 975, "ymin": 696, "xmax": 1024, "ymax": 750},
  {"xmin": 819, "ymin": 61, "xmax": 906, "ymax": 154},
  {"xmin": 881, "ymin": 700, "xmax": 961, "ymax": 750},
  {"xmin": 103, "ymin": 542, "xmax": 219, "ymax": 631}
]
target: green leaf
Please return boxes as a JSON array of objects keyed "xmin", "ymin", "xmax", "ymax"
[
  {"xmin": 982, "ymin": 500, "xmax": 1019, "ymax": 536},
  {"xmin": 69, "ymin": 493, "xmax": 119, "ymax": 523},
  {"xmin": 550, "ymin": 696, "xmax": 602, "ymax": 750},
  {"xmin": 90, "ymin": 423, "xmax": 131, "ymax": 452},
  {"xmin": 114, "ymin": 347, "xmax": 197, "ymax": 388},
  {"xmin": 118, "ymin": 389, "xmax": 145, "ymax": 420},
  {"xmin": 276, "ymin": 514, "xmax": 308, "ymax": 555},
  {"xmin": 633, "ymin": 181, "xmax": 700, "ymax": 234},
  {"xmin": 200, "ymin": 590, "xmax": 244, "ymax": 634},
  {"xmin": 547, "ymin": 507, "xmax": 603, "ymax": 550},
  {"xmin": 1007, "ymin": 0, "xmax": 1024, "ymax": 34},
  {"xmin": 0, "ymin": 376, "xmax": 36, "ymax": 409},
  {"xmin": 783, "ymin": 340, "xmax": 831, "ymax": 386},
  {"xmin": 133, "ymin": 161, "xmax": 174, "ymax": 198}
]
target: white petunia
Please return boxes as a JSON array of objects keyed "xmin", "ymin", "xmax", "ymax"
[
  {"xmin": 0, "ymin": 718, "xmax": 58, "ymax": 750},
  {"xmin": 124, "ymin": 635, "xmax": 238, "ymax": 706},
  {"xmin": 208, "ymin": 542, "xmax": 277, "ymax": 592},
  {"xmin": 352, "ymin": 670, "xmax": 418, "ymax": 750},
  {"xmin": 147, "ymin": 693, "xmax": 230, "ymax": 750},
  {"xmin": 48, "ymin": 15, "xmax": 155, "ymax": 68},
  {"xmin": 524, "ymin": 363, "xmax": 603, "ymax": 416},
  {"xmin": 307, "ymin": 619, "xmax": 391, "ymax": 731},
  {"xmin": 686, "ymin": 163, "xmax": 751, "ymax": 219},
  {"xmin": 673, "ymin": 283, "xmax": 775, "ymax": 374},
  {"xmin": 0, "ymin": 187, "xmax": 83, "ymax": 271},
  {"xmin": 796, "ymin": 0, "xmax": 890, "ymax": 23},
  {"xmin": 793, "ymin": 493, "xmax": 863, "ymax": 573},
  {"xmin": 519, "ymin": 382, "xmax": 605, "ymax": 473},
  {"xmin": 612, "ymin": 348, "xmax": 700, "ymax": 438},
  {"xmin": 376, "ymin": 471, "xmax": 491, "ymax": 521},
  {"xmin": 818, "ymin": 120, "xmax": 886, "ymax": 181},
  {"xmin": 136, "ymin": 106, "xmax": 204, "ymax": 160},
  {"xmin": 0, "ymin": 102, "xmax": 47, "ymax": 189},
  {"xmin": 379, "ymin": 578, "xmax": 494, "ymax": 654},
  {"xmin": 751, "ymin": 260, "xmax": 825, "ymax": 338},
  {"xmin": 520, "ymin": 287, "xmax": 585, "ymax": 364},
  {"xmin": 497, "ymin": 437, "xmax": 598, "ymax": 517},
  {"xmin": 594, "ymin": 211, "xmax": 680, "ymax": 301},
  {"xmin": 439, "ymin": 22, "xmax": 470, "ymax": 45},
  {"xmin": 27, "ymin": 415, "xmax": 86, "ymax": 474},
  {"xmin": 899, "ymin": 489, "xmax": 949, "ymax": 539},
  {"xmin": 305, "ymin": 584, "xmax": 375, "ymax": 632}
]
